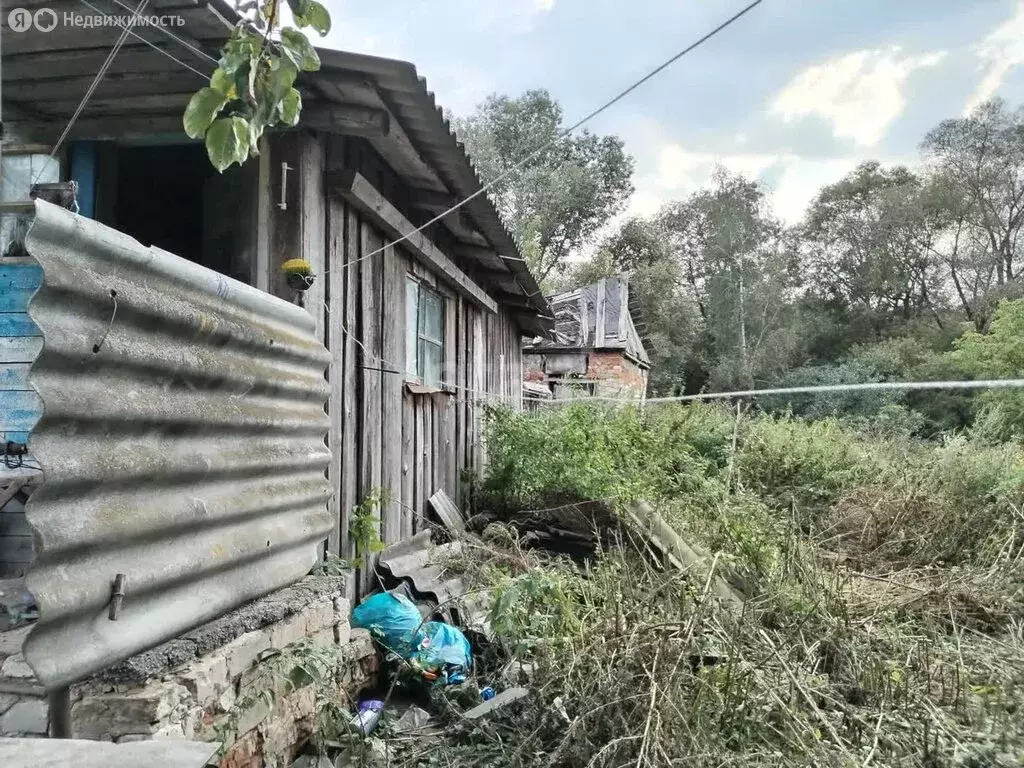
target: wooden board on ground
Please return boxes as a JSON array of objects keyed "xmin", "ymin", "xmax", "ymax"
[
  {"xmin": 627, "ymin": 500, "xmax": 745, "ymax": 610},
  {"xmin": 428, "ymin": 489, "xmax": 466, "ymax": 533}
]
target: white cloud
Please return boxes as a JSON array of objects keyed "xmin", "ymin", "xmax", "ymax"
[
  {"xmin": 770, "ymin": 157, "xmax": 860, "ymax": 223},
  {"xmin": 965, "ymin": 1, "xmax": 1024, "ymax": 113},
  {"xmin": 770, "ymin": 47, "xmax": 946, "ymax": 147},
  {"xmin": 622, "ymin": 121, "xmax": 864, "ymax": 225},
  {"xmin": 460, "ymin": 0, "xmax": 555, "ymax": 33}
]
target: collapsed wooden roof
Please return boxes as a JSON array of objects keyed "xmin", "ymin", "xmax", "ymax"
[
  {"xmin": 0, "ymin": 0, "xmax": 551, "ymax": 332},
  {"xmin": 523, "ymin": 274, "xmax": 651, "ymax": 367}
]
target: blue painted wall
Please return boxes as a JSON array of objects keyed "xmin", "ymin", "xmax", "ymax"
[{"xmin": 0, "ymin": 262, "xmax": 43, "ymax": 445}]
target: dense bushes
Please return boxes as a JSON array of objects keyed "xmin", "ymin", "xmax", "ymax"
[
  {"xmin": 460, "ymin": 402, "xmax": 1024, "ymax": 768},
  {"xmin": 758, "ymin": 299, "xmax": 1024, "ymax": 436},
  {"xmin": 482, "ymin": 401, "xmax": 1024, "ymax": 575}
]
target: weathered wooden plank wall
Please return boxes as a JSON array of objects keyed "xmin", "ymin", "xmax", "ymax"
[
  {"xmin": 270, "ymin": 134, "xmax": 526, "ymax": 566},
  {"xmin": 0, "ymin": 258, "xmax": 43, "ymax": 576}
]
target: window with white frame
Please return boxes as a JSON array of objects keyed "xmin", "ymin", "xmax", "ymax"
[{"xmin": 406, "ymin": 276, "xmax": 445, "ymax": 387}]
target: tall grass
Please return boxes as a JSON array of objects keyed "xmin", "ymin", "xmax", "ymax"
[{"xmin": 394, "ymin": 402, "xmax": 1024, "ymax": 768}]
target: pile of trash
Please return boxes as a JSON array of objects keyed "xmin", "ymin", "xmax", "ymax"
[
  {"xmin": 351, "ymin": 592, "xmax": 473, "ymax": 687},
  {"xmin": 300, "ymin": 529, "xmax": 526, "ymax": 768}
]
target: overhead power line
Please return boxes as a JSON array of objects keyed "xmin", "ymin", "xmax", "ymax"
[
  {"xmin": 102, "ymin": 0, "xmax": 220, "ymax": 65},
  {"xmin": 539, "ymin": 378, "xmax": 1024, "ymax": 406},
  {"xmin": 324, "ymin": 0, "xmax": 767, "ymax": 277},
  {"xmin": 77, "ymin": 0, "xmax": 213, "ymax": 79}
]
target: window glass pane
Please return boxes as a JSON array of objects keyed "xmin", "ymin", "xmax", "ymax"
[
  {"xmin": 0, "ymin": 156, "xmax": 32, "ymax": 203},
  {"xmin": 406, "ymin": 277, "xmax": 419, "ymax": 375},
  {"xmin": 419, "ymin": 341, "xmax": 442, "ymax": 387},
  {"xmin": 419, "ymin": 287, "xmax": 443, "ymax": 343},
  {"xmin": 0, "ymin": 154, "xmax": 59, "ymax": 204}
]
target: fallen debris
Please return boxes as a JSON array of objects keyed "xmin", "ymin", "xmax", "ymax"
[
  {"xmin": 375, "ymin": 531, "xmax": 490, "ymax": 635},
  {"xmin": 393, "ymin": 704, "xmax": 431, "ymax": 733},
  {"xmin": 350, "ymin": 592, "xmax": 472, "ymax": 686},
  {"xmin": 330, "ymin": 737, "xmax": 388, "ymax": 768},
  {"xmin": 429, "ymin": 489, "xmax": 466, "ymax": 533},
  {"xmin": 626, "ymin": 500, "xmax": 745, "ymax": 610},
  {"xmin": 290, "ymin": 753, "xmax": 333, "ymax": 768},
  {"xmin": 461, "ymin": 687, "xmax": 528, "ymax": 720}
]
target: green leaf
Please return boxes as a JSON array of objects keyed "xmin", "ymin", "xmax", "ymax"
[
  {"xmin": 209, "ymin": 68, "xmax": 236, "ymax": 99},
  {"xmin": 267, "ymin": 57, "xmax": 299, "ymax": 100},
  {"xmin": 205, "ymin": 116, "xmax": 251, "ymax": 172},
  {"xmin": 279, "ymin": 87, "xmax": 302, "ymax": 126},
  {"xmin": 248, "ymin": 122, "xmax": 263, "ymax": 156},
  {"xmin": 291, "ymin": 0, "xmax": 330, "ymax": 34},
  {"xmin": 279, "ymin": 27, "xmax": 320, "ymax": 71},
  {"xmin": 284, "ymin": 0, "xmax": 307, "ymax": 20},
  {"xmin": 183, "ymin": 87, "xmax": 228, "ymax": 139}
]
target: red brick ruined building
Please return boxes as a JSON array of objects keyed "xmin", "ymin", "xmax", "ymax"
[{"xmin": 523, "ymin": 275, "xmax": 651, "ymax": 402}]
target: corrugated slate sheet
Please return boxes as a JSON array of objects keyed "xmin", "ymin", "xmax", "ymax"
[{"xmin": 20, "ymin": 201, "xmax": 332, "ymax": 688}]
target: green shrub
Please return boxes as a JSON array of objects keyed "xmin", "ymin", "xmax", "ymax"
[
  {"xmin": 851, "ymin": 336, "xmax": 972, "ymax": 434},
  {"xmin": 760, "ymin": 361, "xmax": 895, "ymax": 420},
  {"xmin": 481, "ymin": 402, "xmax": 730, "ymax": 509},
  {"xmin": 734, "ymin": 416, "xmax": 875, "ymax": 524},
  {"xmin": 949, "ymin": 298, "xmax": 1024, "ymax": 438}
]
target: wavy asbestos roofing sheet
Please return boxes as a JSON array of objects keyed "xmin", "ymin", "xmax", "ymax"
[{"xmin": 20, "ymin": 201, "xmax": 332, "ymax": 688}]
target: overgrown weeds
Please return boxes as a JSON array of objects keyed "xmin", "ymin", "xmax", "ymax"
[{"xmin": 397, "ymin": 402, "xmax": 1024, "ymax": 767}]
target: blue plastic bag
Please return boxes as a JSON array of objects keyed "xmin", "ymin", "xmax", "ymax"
[
  {"xmin": 351, "ymin": 592, "xmax": 422, "ymax": 656},
  {"xmin": 412, "ymin": 622, "xmax": 473, "ymax": 670},
  {"xmin": 351, "ymin": 593, "xmax": 473, "ymax": 686}
]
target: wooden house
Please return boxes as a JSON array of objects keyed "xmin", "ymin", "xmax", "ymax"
[{"xmin": 0, "ymin": 0, "xmax": 550, "ymax": 582}]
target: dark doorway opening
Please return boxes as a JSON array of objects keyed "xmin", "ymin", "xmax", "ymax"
[{"xmin": 103, "ymin": 142, "xmax": 256, "ymax": 284}]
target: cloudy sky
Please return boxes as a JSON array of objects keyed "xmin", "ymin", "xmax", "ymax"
[{"xmin": 318, "ymin": 0, "xmax": 1024, "ymax": 224}]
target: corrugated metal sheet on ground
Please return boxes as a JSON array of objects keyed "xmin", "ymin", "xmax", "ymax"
[
  {"xmin": 21, "ymin": 200, "xmax": 333, "ymax": 688},
  {"xmin": 377, "ymin": 531, "xmax": 489, "ymax": 633}
]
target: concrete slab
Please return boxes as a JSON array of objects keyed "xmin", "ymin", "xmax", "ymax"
[{"xmin": 0, "ymin": 738, "xmax": 219, "ymax": 768}]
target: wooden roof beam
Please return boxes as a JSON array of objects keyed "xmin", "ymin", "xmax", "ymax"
[
  {"xmin": 329, "ymin": 169, "xmax": 498, "ymax": 313},
  {"xmin": 300, "ymin": 104, "xmax": 390, "ymax": 137},
  {"xmin": 408, "ymin": 187, "xmax": 455, "ymax": 213}
]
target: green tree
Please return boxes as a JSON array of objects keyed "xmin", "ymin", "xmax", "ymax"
[
  {"xmin": 184, "ymin": 0, "xmax": 331, "ymax": 171},
  {"xmin": 949, "ymin": 298, "xmax": 1024, "ymax": 438},
  {"xmin": 453, "ymin": 90, "xmax": 634, "ymax": 283},
  {"xmin": 921, "ymin": 99, "xmax": 1024, "ymax": 288},
  {"xmin": 658, "ymin": 170, "xmax": 800, "ymax": 391},
  {"xmin": 801, "ymin": 162, "xmax": 943, "ymax": 336}
]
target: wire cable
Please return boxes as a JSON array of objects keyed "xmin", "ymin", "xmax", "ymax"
[
  {"xmin": 40, "ymin": 0, "xmax": 153, "ymax": 173},
  {"xmin": 536, "ymin": 378, "xmax": 1024, "ymax": 406},
  {"xmin": 77, "ymin": 0, "xmax": 212, "ymax": 80},
  {"xmin": 320, "ymin": 0, "xmax": 766, "ymax": 279},
  {"xmin": 102, "ymin": 0, "xmax": 220, "ymax": 65}
]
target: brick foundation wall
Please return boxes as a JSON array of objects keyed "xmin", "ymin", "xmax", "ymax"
[
  {"xmin": 587, "ymin": 351, "xmax": 648, "ymax": 399},
  {"xmin": 0, "ymin": 577, "xmax": 379, "ymax": 768},
  {"xmin": 523, "ymin": 357, "xmax": 545, "ymax": 383}
]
